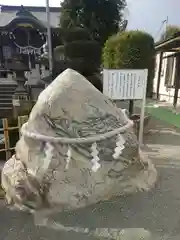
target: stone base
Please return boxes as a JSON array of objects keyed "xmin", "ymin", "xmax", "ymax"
[{"xmin": 32, "ymin": 150, "xmax": 157, "ymax": 227}]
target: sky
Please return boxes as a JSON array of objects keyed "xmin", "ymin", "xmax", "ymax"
[
  {"xmin": 0, "ymin": 0, "xmax": 60, "ymax": 7},
  {"xmin": 1, "ymin": 0, "xmax": 180, "ymax": 40}
]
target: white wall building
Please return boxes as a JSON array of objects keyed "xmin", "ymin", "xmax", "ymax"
[
  {"xmin": 154, "ymin": 33, "xmax": 180, "ymax": 107},
  {"xmin": 153, "ymin": 51, "xmax": 178, "ymax": 103}
]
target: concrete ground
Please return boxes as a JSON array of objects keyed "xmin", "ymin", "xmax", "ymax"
[
  {"xmin": 1, "ymin": 107, "xmax": 180, "ymax": 239},
  {"xmin": 1, "ymin": 167, "xmax": 180, "ymax": 239}
]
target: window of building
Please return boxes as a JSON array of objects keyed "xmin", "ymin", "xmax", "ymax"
[
  {"xmin": 165, "ymin": 56, "xmax": 175, "ymax": 87},
  {"xmin": 0, "ymin": 70, "xmax": 7, "ymax": 78},
  {"xmin": 3, "ymin": 46, "xmax": 12, "ymax": 59}
]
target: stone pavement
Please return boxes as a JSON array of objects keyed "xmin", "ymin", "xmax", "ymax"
[
  {"xmin": 1, "ymin": 166, "xmax": 180, "ymax": 240},
  {"xmin": 1, "ymin": 116, "xmax": 180, "ymax": 239}
]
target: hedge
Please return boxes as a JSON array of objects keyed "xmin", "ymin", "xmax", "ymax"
[
  {"xmin": 54, "ymin": 45, "xmax": 65, "ymax": 61},
  {"xmin": 63, "ymin": 27, "xmax": 102, "ymax": 78},
  {"xmin": 48, "ymin": 59, "xmax": 100, "ymax": 80},
  {"xmin": 102, "ymin": 34, "xmax": 119, "ymax": 68},
  {"xmin": 40, "ymin": 27, "xmax": 102, "ymax": 91},
  {"xmin": 63, "ymin": 27, "xmax": 91, "ymax": 43},
  {"xmin": 64, "ymin": 40, "xmax": 101, "ymax": 63},
  {"xmin": 102, "ymin": 30, "xmax": 155, "ymax": 96}
]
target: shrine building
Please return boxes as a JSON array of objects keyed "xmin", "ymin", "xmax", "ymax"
[
  {"xmin": 0, "ymin": 5, "xmax": 61, "ymax": 115},
  {"xmin": 0, "ymin": 4, "xmax": 60, "ymax": 75}
]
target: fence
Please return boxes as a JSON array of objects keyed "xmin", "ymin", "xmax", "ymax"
[{"xmin": 0, "ymin": 115, "xmax": 28, "ymax": 161}]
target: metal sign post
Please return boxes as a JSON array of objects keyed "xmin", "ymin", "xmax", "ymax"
[
  {"xmin": 138, "ymin": 70, "xmax": 148, "ymax": 146},
  {"xmin": 103, "ymin": 69, "xmax": 148, "ymax": 146}
]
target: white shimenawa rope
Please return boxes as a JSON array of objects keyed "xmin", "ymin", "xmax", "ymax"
[
  {"xmin": 21, "ymin": 110, "xmax": 133, "ymax": 172},
  {"xmin": 65, "ymin": 146, "xmax": 72, "ymax": 171},
  {"xmin": 91, "ymin": 142, "xmax": 101, "ymax": 172},
  {"xmin": 113, "ymin": 134, "xmax": 126, "ymax": 160}
]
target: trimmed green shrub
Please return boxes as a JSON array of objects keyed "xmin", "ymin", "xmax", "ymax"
[
  {"xmin": 51, "ymin": 59, "xmax": 100, "ymax": 79},
  {"xmin": 52, "ymin": 60, "xmax": 69, "ymax": 76},
  {"xmin": 65, "ymin": 40, "xmax": 101, "ymax": 63},
  {"xmin": 63, "ymin": 27, "xmax": 91, "ymax": 43},
  {"xmin": 40, "ymin": 27, "xmax": 103, "ymax": 92},
  {"xmin": 102, "ymin": 34, "xmax": 119, "ymax": 68},
  {"xmin": 54, "ymin": 45, "xmax": 65, "ymax": 53},
  {"xmin": 63, "ymin": 27, "xmax": 102, "ymax": 89},
  {"xmin": 68, "ymin": 59, "xmax": 99, "ymax": 76},
  {"xmin": 103, "ymin": 30, "xmax": 155, "ymax": 97},
  {"xmin": 54, "ymin": 45, "xmax": 65, "ymax": 62},
  {"xmin": 86, "ymin": 74, "xmax": 103, "ymax": 92}
]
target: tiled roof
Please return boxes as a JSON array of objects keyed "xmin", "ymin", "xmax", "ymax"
[
  {"xmin": 0, "ymin": 12, "xmax": 16, "ymax": 27},
  {"xmin": 0, "ymin": 5, "xmax": 61, "ymax": 13},
  {"xmin": 31, "ymin": 11, "xmax": 60, "ymax": 28},
  {"xmin": 0, "ymin": 5, "xmax": 60, "ymax": 28}
]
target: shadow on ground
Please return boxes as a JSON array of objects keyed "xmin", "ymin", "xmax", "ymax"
[
  {"xmin": 1, "ymin": 168, "xmax": 180, "ymax": 239},
  {"xmin": 144, "ymin": 118, "xmax": 180, "ymax": 146}
]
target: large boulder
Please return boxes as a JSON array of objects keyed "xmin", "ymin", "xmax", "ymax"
[{"xmin": 1, "ymin": 69, "xmax": 157, "ymax": 213}]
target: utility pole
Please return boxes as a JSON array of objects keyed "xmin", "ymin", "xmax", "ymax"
[
  {"xmin": 46, "ymin": 0, "xmax": 53, "ymax": 76},
  {"xmin": 166, "ymin": 16, "xmax": 168, "ymax": 29},
  {"xmin": 165, "ymin": 16, "xmax": 168, "ymax": 40}
]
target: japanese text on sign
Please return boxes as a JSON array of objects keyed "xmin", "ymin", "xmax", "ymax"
[{"xmin": 103, "ymin": 69, "xmax": 148, "ymax": 100}]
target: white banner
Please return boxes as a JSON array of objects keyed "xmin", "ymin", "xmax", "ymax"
[
  {"xmin": 18, "ymin": 46, "xmax": 42, "ymax": 55},
  {"xmin": 14, "ymin": 42, "xmax": 43, "ymax": 55}
]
